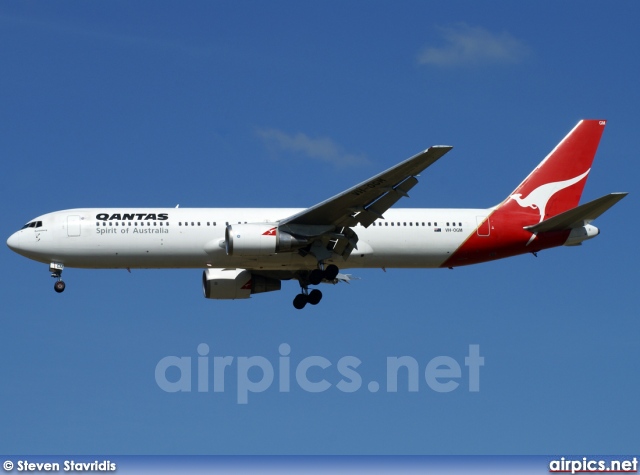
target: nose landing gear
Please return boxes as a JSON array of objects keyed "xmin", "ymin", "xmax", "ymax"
[{"xmin": 50, "ymin": 262, "xmax": 65, "ymax": 293}]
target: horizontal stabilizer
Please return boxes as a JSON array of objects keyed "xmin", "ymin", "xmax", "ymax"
[{"xmin": 524, "ymin": 192, "xmax": 628, "ymax": 234}]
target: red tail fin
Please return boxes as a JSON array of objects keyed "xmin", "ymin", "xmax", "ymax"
[
  {"xmin": 442, "ymin": 120, "xmax": 608, "ymax": 268},
  {"xmin": 502, "ymin": 120, "xmax": 606, "ymax": 223}
]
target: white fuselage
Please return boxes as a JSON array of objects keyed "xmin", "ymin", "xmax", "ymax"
[{"xmin": 8, "ymin": 208, "xmax": 489, "ymax": 271}]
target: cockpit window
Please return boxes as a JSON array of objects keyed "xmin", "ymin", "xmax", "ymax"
[{"xmin": 20, "ymin": 221, "xmax": 42, "ymax": 229}]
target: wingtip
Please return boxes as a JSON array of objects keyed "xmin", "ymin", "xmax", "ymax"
[
  {"xmin": 608, "ymin": 192, "xmax": 629, "ymax": 199},
  {"xmin": 424, "ymin": 145, "xmax": 453, "ymax": 154}
]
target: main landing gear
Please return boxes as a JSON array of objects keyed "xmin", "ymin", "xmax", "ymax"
[
  {"xmin": 293, "ymin": 289, "xmax": 322, "ymax": 309},
  {"xmin": 292, "ymin": 264, "xmax": 339, "ymax": 309},
  {"xmin": 50, "ymin": 262, "xmax": 66, "ymax": 293}
]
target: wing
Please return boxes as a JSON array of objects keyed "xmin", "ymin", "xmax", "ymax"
[
  {"xmin": 280, "ymin": 145, "xmax": 452, "ymax": 228},
  {"xmin": 277, "ymin": 145, "xmax": 452, "ymax": 260}
]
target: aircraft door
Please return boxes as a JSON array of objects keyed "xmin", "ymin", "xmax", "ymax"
[
  {"xmin": 476, "ymin": 216, "xmax": 490, "ymax": 237},
  {"xmin": 67, "ymin": 215, "xmax": 81, "ymax": 237}
]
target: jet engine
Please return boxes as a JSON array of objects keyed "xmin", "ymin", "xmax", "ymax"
[
  {"xmin": 202, "ymin": 268, "xmax": 281, "ymax": 300},
  {"xmin": 225, "ymin": 223, "xmax": 308, "ymax": 256}
]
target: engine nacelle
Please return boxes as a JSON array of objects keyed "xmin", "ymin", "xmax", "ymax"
[
  {"xmin": 202, "ymin": 268, "xmax": 281, "ymax": 300},
  {"xmin": 564, "ymin": 224, "xmax": 600, "ymax": 246},
  {"xmin": 225, "ymin": 223, "xmax": 308, "ymax": 256}
]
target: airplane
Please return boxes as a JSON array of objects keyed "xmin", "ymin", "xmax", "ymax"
[{"xmin": 6, "ymin": 119, "xmax": 627, "ymax": 309}]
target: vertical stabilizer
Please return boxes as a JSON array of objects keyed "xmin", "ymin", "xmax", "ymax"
[
  {"xmin": 442, "ymin": 120, "xmax": 611, "ymax": 268},
  {"xmin": 502, "ymin": 120, "xmax": 606, "ymax": 223}
]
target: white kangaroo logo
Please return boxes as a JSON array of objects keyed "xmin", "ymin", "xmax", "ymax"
[
  {"xmin": 508, "ymin": 169, "xmax": 590, "ymax": 245},
  {"xmin": 509, "ymin": 169, "xmax": 590, "ymax": 224}
]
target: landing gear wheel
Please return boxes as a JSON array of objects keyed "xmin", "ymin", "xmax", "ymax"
[
  {"xmin": 54, "ymin": 280, "xmax": 66, "ymax": 293},
  {"xmin": 309, "ymin": 269, "xmax": 324, "ymax": 285},
  {"xmin": 324, "ymin": 264, "xmax": 339, "ymax": 280},
  {"xmin": 307, "ymin": 289, "xmax": 322, "ymax": 305},
  {"xmin": 293, "ymin": 293, "xmax": 308, "ymax": 309}
]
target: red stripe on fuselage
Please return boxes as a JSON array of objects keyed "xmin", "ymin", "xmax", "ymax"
[{"xmin": 441, "ymin": 207, "xmax": 570, "ymax": 268}]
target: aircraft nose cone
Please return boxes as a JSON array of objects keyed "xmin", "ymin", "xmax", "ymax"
[{"xmin": 6, "ymin": 231, "xmax": 21, "ymax": 252}]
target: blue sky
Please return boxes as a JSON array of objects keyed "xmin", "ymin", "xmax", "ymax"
[{"xmin": 1, "ymin": 1, "xmax": 638, "ymax": 455}]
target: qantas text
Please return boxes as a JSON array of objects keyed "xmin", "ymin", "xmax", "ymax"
[{"xmin": 96, "ymin": 213, "xmax": 169, "ymax": 221}]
